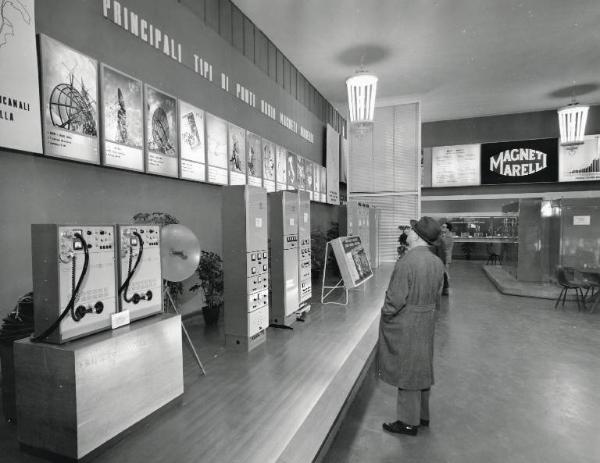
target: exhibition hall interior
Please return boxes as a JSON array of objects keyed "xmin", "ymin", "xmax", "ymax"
[{"xmin": 0, "ymin": 0, "xmax": 599, "ymax": 462}]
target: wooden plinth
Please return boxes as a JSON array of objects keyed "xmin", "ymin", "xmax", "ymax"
[{"xmin": 14, "ymin": 313, "xmax": 183, "ymax": 461}]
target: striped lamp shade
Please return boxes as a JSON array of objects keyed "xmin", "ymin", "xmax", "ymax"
[
  {"xmin": 346, "ymin": 71, "xmax": 378, "ymax": 125},
  {"xmin": 558, "ymin": 103, "xmax": 589, "ymax": 149}
]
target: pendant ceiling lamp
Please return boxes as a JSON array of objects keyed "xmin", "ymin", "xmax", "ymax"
[
  {"xmin": 346, "ymin": 69, "xmax": 378, "ymax": 128},
  {"xmin": 557, "ymin": 101, "xmax": 589, "ymax": 150}
]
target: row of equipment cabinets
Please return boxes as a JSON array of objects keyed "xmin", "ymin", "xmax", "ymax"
[{"xmin": 29, "ymin": 186, "xmax": 312, "ymax": 352}]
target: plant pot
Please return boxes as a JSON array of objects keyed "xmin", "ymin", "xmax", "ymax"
[{"xmin": 202, "ymin": 305, "xmax": 220, "ymax": 326}]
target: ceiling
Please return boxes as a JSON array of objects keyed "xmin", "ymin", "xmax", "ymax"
[{"xmin": 234, "ymin": 0, "xmax": 600, "ymax": 122}]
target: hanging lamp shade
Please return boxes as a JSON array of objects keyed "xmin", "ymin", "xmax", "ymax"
[
  {"xmin": 346, "ymin": 71, "xmax": 378, "ymax": 125},
  {"xmin": 558, "ymin": 102, "xmax": 589, "ymax": 149}
]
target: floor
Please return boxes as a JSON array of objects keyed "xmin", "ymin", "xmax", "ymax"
[{"xmin": 324, "ymin": 260, "xmax": 600, "ymax": 463}]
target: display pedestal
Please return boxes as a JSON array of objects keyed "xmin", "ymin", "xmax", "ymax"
[{"xmin": 14, "ymin": 313, "xmax": 183, "ymax": 461}]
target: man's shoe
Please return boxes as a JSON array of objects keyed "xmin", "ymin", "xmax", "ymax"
[
  {"xmin": 382, "ymin": 420, "xmax": 418, "ymax": 436},
  {"xmin": 420, "ymin": 419, "xmax": 429, "ymax": 427}
]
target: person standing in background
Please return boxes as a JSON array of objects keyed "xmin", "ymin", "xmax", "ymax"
[
  {"xmin": 379, "ymin": 217, "xmax": 445, "ymax": 436},
  {"xmin": 440, "ymin": 222, "xmax": 454, "ymax": 295}
]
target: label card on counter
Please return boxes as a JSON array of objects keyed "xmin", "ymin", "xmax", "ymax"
[{"xmin": 111, "ymin": 310, "xmax": 131, "ymax": 329}]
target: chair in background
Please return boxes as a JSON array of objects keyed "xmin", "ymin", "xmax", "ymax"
[
  {"xmin": 486, "ymin": 243, "xmax": 502, "ymax": 265},
  {"xmin": 576, "ymin": 269, "xmax": 600, "ymax": 313},
  {"xmin": 555, "ymin": 266, "xmax": 588, "ymax": 311}
]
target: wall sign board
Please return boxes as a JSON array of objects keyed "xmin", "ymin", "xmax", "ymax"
[
  {"xmin": 144, "ymin": 85, "xmax": 178, "ymax": 177},
  {"xmin": 205, "ymin": 113, "xmax": 228, "ymax": 184},
  {"xmin": 481, "ymin": 138, "xmax": 558, "ymax": 184},
  {"xmin": 431, "ymin": 144, "xmax": 481, "ymax": 187},
  {"xmin": 0, "ymin": 0, "xmax": 42, "ymax": 153},
  {"xmin": 326, "ymin": 124, "xmax": 340, "ymax": 204},
  {"xmin": 558, "ymin": 135, "xmax": 600, "ymax": 182},
  {"xmin": 40, "ymin": 34, "xmax": 99, "ymax": 164},
  {"xmin": 179, "ymin": 100, "xmax": 206, "ymax": 182},
  {"xmin": 228, "ymin": 123, "xmax": 246, "ymax": 185},
  {"xmin": 101, "ymin": 65, "xmax": 144, "ymax": 172}
]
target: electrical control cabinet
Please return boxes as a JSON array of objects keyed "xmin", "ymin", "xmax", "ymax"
[
  {"xmin": 223, "ymin": 185, "xmax": 269, "ymax": 351},
  {"xmin": 116, "ymin": 225, "xmax": 163, "ymax": 321},
  {"xmin": 268, "ymin": 190, "xmax": 299, "ymax": 326},
  {"xmin": 31, "ymin": 224, "xmax": 118, "ymax": 344},
  {"xmin": 297, "ymin": 191, "xmax": 312, "ymax": 311}
]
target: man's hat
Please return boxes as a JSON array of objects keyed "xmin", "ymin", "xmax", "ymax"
[{"xmin": 409, "ymin": 216, "xmax": 441, "ymax": 244}]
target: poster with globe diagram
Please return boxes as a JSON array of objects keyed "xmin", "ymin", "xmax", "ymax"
[
  {"xmin": 144, "ymin": 85, "xmax": 178, "ymax": 177},
  {"xmin": 100, "ymin": 64, "xmax": 143, "ymax": 171},
  {"xmin": 228, "ymin": 123, "xmax": 246, "ymax": 185},
  {"xmin": 205, "ymin": 113, "xmax": 228, "ymax": 184},
  {"xmin": 179, "ymin": 100, "xmax": 206, "ymax": 182},
  {"xmin": 0, "ymin": 0, "xmax": 42, "ymax": 153},
  {"xmin": 276, "ymin": 144, "xmax": 287, "ymax": 190},
  {"xmin": 40, "ymin": 34, "xmax": 99, "ymax": 164},
  {"xmin": 287, "ymin": 151, "xmax": 298, "ymax": 189},
  {"xmin": 262, "ymin": 139, "xmax": 276, "ymax": 192},
  {"xmin": 246, "ymin": 131, "xmax": 262, "ymax": 187}
]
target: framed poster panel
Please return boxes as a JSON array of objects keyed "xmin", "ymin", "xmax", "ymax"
[
  {"xmin": 326, "ymin": 124, "xmax": 340, "ymax": 204},
  {"xmin": 246, "ymin": 131, "xmax": 262, "ymax": 187},
  {"xmin": 320, "ymin": 166, "xmax": 327, "ymax": 202},
  {"xmin": 262, "ymin": 139, "xmax": 276, "ymax": 192},
  {"xmin": 179, "ymin": 100, "xmax": 206, "ymax": 182},
  {"xmin": 40, "ymin": 34, "xmax": 99, "ymax": 164},
  {"xmin": 205, "ymin": 113, "xmax": 228, "ymax": 184},
  {"xmin": 228, "ymin": 123, "xmax": 246, "ymax": 185},
  {"xmin": 144, "ymin": 85, "xmax": 178, "ymax": 177},
  {"xmin": 331, "ymin": 236, "xmax": 373, "ymax": 288},
  {"xmin": 481, "ymin": 138, "xmax": 558, "ymax": 185},
  {"xmin": 559, "ymin": 135, "xmax": 600, "ymax": 182},
  {"xmin": 100, "ymin": 65, "xmax": 143, "ymax": 171},
  {"xmin": 314, "ymin": 163, "xmax": 320, "ymax": 201},
  {"xmin": 297, "ymin": 156, "xmax": 306, "ymax": 190},
  {"xmin": 0, "ymin": 0, "xmax": 42, "ymax": 153},
  {"xmin": 286, "ymin": 151, "xmax": 298, "ymax": 189},
  {"xmin": 276, "ymin": 144, "xmax": 287, "ymax": 190},
  {"xmin": 305, "ymin": 161, "xmax": 314, "ymax": 200},
  {"xmin": 431, "ymin": 144, "xmax": 481, "ymax": 187}
]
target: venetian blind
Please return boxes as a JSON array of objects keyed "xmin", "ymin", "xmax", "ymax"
[{"xmin": 348, "ymin": 103, "xmax": 421, "ymax": 262}]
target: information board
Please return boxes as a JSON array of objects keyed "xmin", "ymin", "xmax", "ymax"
[
  {"xmin": 559, "ymin": 135, "xmax": 600, "ymax": 182},
  {"xmin": 40, "ymin": 34, "xmax": 99, "ymax": 164},
  {"xmin": 246, "ymin": 131, "xmax": 262, "ymax": 187},
  {"xmin": 431, "ymin": 144, "xmax": 481, "ymax": 187},
  {"xmin": 101, "ymin": 65, "xmax": 144, "ymax": 171},
  {"xmin": 0, "ymin": 0, "xmax": 42, "ymax": 153},
  {"xmin": 205, "ymin": 113, "xmax": 228, "ymax": 185},
  {"xmin": 326, "ymin": 124, "xmax": 340, "ymax": 204},
  {"xmin": 276, "ymin": 144, "xmax": 287, "ymax": 190},
  {"xmin": 331, "ymin": 236, "xmax": 373, "ymax": 288},
  {"xmin": 144, "ymin": 85, "xmax": 178, "ymax": 177},
  {"xmin": 179, "ymin": 100, "xmax": 206, "ymax": 182},
  {"xmin": 262, "ymin": 139, "xmax": 276, "ymax": 192},
  {"xmin": 228, "ymin": 123, "xmax": 246, "ymax": 185}
]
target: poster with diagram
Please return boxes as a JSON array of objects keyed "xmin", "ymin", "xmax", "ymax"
[
  {"xmin": 178, "ymin": 100, "xmax": 206, "ymax": 182},
  {"xmin": 305, "ymin": 161, "xmax": 314, "ymax": 200},
  {"xmin": 205, "ymin": 112, "xmax": 228, "ymax": 184},
  {"xmin": 262, "ymin": 139, "xmax": 276, "ymax": 192},
  {"xmin": 331, "ymin": 236, "xmax": 373, "ymax": 288},
  {"xmin": 246, "ymin": 131, "xmax": 262, "ymax": 187},
  {"xmin": 144, "ymin": 85, "xmax": 178, "ymax": 177},
  {"xmin": 559, "ymin": 135, "xmax": 600, "ymax": 182},
  {"xmin": 40, "ymin": 34, "xmax": 99, "ymax": 164},
  {"xmin": 228, "ymin": 123, "xmax": 246, "ymax": 185},
  {"xmin": 314, "ymin": 164, "xmax": 321, "ymax": 201},
  {"xmin": 297, "ymin": 156, "xmax": 307, "ymax": 191},
  {"xmin": 0, "ymin": 0, "xmax": 42, "ymax": 153},
  {"xmin": 320, "ymin": 166, "xmax": 327, "ymax": 202},
  {"xmin": 326, "ymin": 124, "xmax": 340, "ymax": 204},
  {"xmin": 100, "ymin": 65, "xmax": 143, "ymax": 171},
  {"xmin": 287, "ymin": 151, "xmax": 298, "ymax": 189},
  {"xmin": 276, "ymin": 144, "xmax": 287, "ymax": 190}
]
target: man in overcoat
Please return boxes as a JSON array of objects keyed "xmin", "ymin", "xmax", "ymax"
[{"xmin": 378, "ymin": 216, "xmax": 445, "ymax": 436}]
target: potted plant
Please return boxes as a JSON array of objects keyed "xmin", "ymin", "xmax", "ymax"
[{"xmin": 190, "ymin": 251, "xmax": 224, "ymax": 326}]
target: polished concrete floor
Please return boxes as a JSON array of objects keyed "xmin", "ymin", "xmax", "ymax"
[{"xmin": 324, "ymin": 260, "xmax": 600, "ymax": 463}]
